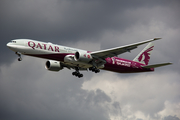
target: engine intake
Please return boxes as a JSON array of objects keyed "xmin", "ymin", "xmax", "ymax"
[
  {"xmin": 45, "ymin": 60, "xmax": 63, "ymax": 71},
  {"xmin": 74, "ymin": 51, "xmax": 92, "ymax": 63}
]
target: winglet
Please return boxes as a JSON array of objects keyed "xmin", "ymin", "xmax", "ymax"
[{"xmin": 154, "ymin": 38, "xmax": 162, "ymax": 40}]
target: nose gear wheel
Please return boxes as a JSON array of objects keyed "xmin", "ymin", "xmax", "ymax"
[{"xmin": 15, "ymin": 52, "xmax": 22, "ymax": 61}]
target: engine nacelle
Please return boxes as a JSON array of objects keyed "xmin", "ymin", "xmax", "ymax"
[
  {"xmin": 74, "ymin": 51, "xmax": 93, "ymax": 63},
  {"xmin": 45, "ymin": 60, "xmax": 63, "ymax": 71}
]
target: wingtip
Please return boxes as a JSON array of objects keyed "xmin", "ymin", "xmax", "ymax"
[
  {"xmin": 154, "ymin": 38, "xmax": 162, "ymax": 40},
  {"xmin": 168, "ymin": 62, "xmax": 173, "ymax": 65}
]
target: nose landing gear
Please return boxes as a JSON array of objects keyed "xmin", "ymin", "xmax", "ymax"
[{"xmin": 15, "ymin": 52, "xmax": 22, "ymax": 61}]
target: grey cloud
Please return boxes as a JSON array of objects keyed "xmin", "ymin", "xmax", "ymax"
[
  {"xmin": 0, "ymin": 57, "xmax": 113, "ymax": 120},
  {"xmin": 1, "ymin": 0, "xmax": 180, "ymax": 120},
  {"xmin": 94, "ymin": 89, "xmax": 111, "ymax": 104},
  {"xmin": 1, "ymin": 0, "xmax": 180, "ymax": 65},
  {"xmin": 112, "ymin": 101, "xmax": 123, "ymax": 117},
  {"xmin": 83, "ymin": 71, "xmax": 180, "ymax": 119},
  {"xmin": 163, "ymin": 115, "xmax": 180, "ymax": 120}
]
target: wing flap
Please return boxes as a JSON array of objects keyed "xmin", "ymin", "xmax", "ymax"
[{"xmin": 142, "ymin": 62, "xmax": 172, "ymax": 68}]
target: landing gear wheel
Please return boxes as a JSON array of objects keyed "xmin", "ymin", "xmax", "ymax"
[
  {"xmin": 72, "ymin": 72, "xmax": 76, "ymax": 76},
  {"xmin": 76, "ymin": 72, "xmax": 80, "ymax": 77},
  {"xmin": 78, "ymin": 74, "xmax": 83, "ymax": 78},
  {"xmin": 15, "ymin": 52, "xmax": 22, "ymax": 61},
  {"xmin": 89, "ymin": 67, "xmax": 100, "ymax": 73},
  {"xmin": 18, "ymin": 57, "xmax": 22, "ymax": 61},
  {"xmin": 89, "ymin": 67, "xmax": 92, "ymax": 71},
  {"xmin": 72, "ymin": 70, "xmax": 83, "ymax": 78},
  {"xmin": 92, "ymin": 68, "xmax": 95, "ymax": 72},
  {"xmin": 95, "ymin": 69, "xmax": 100, "ymax": 73}
]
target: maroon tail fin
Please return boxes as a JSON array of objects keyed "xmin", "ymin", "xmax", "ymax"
[{"xmin": 133, "ymin": 42, "xmax": 154, "ymax": 65}]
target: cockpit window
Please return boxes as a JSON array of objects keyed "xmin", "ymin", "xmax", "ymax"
[{"xmin": 12, "ymin": 41, "xmax": 16, "ymax": 43}]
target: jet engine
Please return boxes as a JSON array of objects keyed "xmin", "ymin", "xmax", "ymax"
[
  {"xmin": 45, "ymin": 60, "xmax": 63, "ymax": 71},
  {"xmin": 74, "ymin": 51, "xmax": 93, "ymax": 63}
]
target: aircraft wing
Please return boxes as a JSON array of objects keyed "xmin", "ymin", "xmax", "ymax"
[{"xmin": 91, "ymin": 38, "xmax": 161, "ymax": 59}]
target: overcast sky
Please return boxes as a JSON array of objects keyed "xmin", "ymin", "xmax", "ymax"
[{"xmin": 0, "ymin": 0, "xmax": 180, "ymax": 120}]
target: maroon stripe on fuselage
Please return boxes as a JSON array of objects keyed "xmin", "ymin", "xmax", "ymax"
[
  {"xmin": 103, "ymin": 57, "xmax": 154, "ymax": 73},
  {"xmin": 103, "ymin": 63, "xmax": 154, "ymax": 73},
  {"xmin": 25, "ymin": 53, "xmax": 74, "ymax": 61}
]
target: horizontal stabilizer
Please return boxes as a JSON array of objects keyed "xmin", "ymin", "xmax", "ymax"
[{"xmin": 142, "ymin": 62, "xmax": 172, "ymax": 68}]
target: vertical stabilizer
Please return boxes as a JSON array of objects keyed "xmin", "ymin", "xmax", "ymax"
[{"xmin": 133, "ymin": 42, "xmax": 154, "ymax": 65}]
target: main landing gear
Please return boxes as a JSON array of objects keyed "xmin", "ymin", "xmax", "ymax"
[
  {"xmin": 72, "ymin": 67, "xmax": 83, "ymax": 78},
  {"xmin": 72, "ymin": 67, "xmax": 100, "ymax": 78},
  {"xmin": 89, "ymin": 67, "xmax": 100, "ymax": 73},
  {"xmin": 15, "ymin": 52, "xmax": 22, "ymax": 61}
]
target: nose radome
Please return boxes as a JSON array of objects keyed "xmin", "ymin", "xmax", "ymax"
[
  {"xmin": 6, "ymin": 42, "xmax": 14, "ymax": 48},
  {"xmin": 6, "ymin": 42, "xmax": 16, "ymax": 51},
  {"xmin": 6, "ymin": 42, "xmax": 11, "ymax": 47}
]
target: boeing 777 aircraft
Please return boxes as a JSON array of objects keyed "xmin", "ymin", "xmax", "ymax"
[{"xmin": 7, "ymin": 38, "xmax": 172, "ymax": 78}]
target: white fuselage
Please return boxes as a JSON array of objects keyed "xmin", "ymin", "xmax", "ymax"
[
  {"xmin": 7, "ymin": 39, "xmax": 81, "ymax": 55},
  {"xmin": 7, "ymin": 39, "xmax": 94, "ymax": 68}
]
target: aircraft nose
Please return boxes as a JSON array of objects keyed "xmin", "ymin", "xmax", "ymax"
[
  {"xmin": 6, "ymin": 42, "xmax": 10, "ymax": 47},
  {"xmin": 6, "ymin": 42, "xmax": 17, "ymax": 51},
  {"xmin": 6, "ymin": 42, "xmax": 13, "ymax": 48}
]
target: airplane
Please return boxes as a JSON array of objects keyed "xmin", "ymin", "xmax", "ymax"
[{"xmin": 6, "ymin": 38, "xmax": 172, "ymax": 78}]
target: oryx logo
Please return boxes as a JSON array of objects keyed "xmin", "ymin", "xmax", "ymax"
[{"xmin": 138, "ymin": 46, "xmax": 154, "ymax": 65}]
